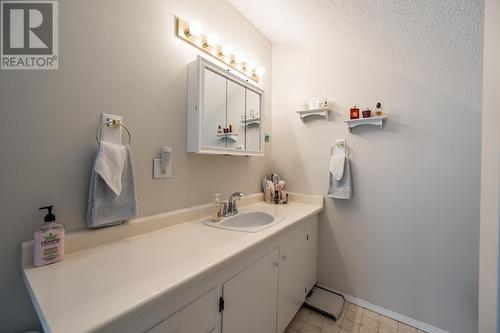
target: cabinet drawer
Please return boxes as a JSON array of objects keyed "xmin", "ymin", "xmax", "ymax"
[{"xmin": 147, "ymin": 287, "xmax": 219, "ymax": 333}]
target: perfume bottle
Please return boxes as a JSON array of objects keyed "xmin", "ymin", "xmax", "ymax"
[
  {"xmin": 350, "ymin": 106, "xmax": 360, "ymax": 119},
  {"xmin": 375, "ymin": 102, "xmax": 383, "ymax": 116}
]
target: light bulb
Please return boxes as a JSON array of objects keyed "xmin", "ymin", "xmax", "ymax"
[
  {"xmin": 187, "ymin": 21, "xmax": 202, "ymax": 37},
  {"xmin": 206, "ymin": 32, "xmax": 219, "ymax": 47},
  {"xmin": 235, "ymin": 52, "xmax": 246, "ymax": 64},
  {"xmin": 256, "ymin": 66, "xmax": 266, "ymax": 76},
  {"xmin": 221, "ymin": 44, "xmax": 233, "ymax": 57},
  {"xmin": 247, "ymin": 61, "xmax": 256, "ymax": 72}
]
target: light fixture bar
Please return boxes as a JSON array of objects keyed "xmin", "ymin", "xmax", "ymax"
[{"xmin": 175, "ymin": 16, "xmax": 262, "ymax": 83}]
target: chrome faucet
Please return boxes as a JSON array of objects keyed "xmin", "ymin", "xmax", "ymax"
[{"xmin": 224, "ymin": 192, "xmax": 244, "ymax": 217}]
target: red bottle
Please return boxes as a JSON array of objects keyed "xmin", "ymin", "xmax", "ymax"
[{"xmin": 350, "ymin": 106, "xmax": 360, "ymax": 119}]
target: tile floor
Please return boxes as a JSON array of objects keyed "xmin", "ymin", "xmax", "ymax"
[{"xmin": 285, "ymin": 302, "xmax": 427, "ymax": 333}]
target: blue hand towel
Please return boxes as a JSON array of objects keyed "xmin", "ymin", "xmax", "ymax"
[
  {"xmin": 87, "ymin": 143, "xmax": 138, "ymax": 228},
  {"xmin": 327, "ymin": 155, "xmax": 352, "ymax": 200}
]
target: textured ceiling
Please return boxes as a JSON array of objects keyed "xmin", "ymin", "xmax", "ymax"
[{"xmin": 228, "ymin": 0, "xmax": 484, "ymax": 107}]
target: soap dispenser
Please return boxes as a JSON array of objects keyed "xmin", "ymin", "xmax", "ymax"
[{"xmin": 34, "ymin": 205, "xmax": 65, "ymax": 267}]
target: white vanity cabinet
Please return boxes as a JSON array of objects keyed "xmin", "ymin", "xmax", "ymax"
[
  {"xmin": 221, "ymin": 216, "xmax": 318, "ymax": 333},
  {"xmin": 187, "ymin": 56, "xmax": 265, "ymax": 156},
  {"xmin": 222, "ymin": 249, "xmax": 279, "ymax": 333}
]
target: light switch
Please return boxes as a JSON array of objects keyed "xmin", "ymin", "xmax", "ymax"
[{"xmin": 153, "ymin": 147, "xmax": 172, "ymax": 179}]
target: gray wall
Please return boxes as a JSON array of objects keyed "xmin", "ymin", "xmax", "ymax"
[
  {"xmin": 271, "ymin": 42, "xmax": 481, "ymax": 333},
  {"xmin": 479, "ymin": 0, "xmax": 500, "ymax": 331},
  {"xmin": 0, "ymin": 0, "xmax": 272, "ymax": 331}
]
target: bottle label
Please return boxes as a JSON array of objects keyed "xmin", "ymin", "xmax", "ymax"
[{"xmin": 40, "ymin": 232, "xmax": 61, "ymax": 261}]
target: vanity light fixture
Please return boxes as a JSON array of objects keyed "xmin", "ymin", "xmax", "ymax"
[{"xmin": 175, "ymin": 16, "xmax": 265, "ymax": 83}]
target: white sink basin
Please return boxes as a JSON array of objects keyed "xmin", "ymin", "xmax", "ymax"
[{"xmin": 203, "ymin": 211, "xmax": 285, "ymax": 232}]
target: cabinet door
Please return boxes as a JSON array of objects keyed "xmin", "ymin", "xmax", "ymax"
[
  {"xmin": 222, "ymin": 249, "xmax": 279, "ymax": 333},
  {"xmin": 203, "ymin": 68, "xmax": 227, "ymax": 149},
  {"xmin": 244, "ymin": 88, "xmax": 261, "ymax": 152},
  {"xmin": 305, "ymin": 219, "xmax": 318, "ymax": 294},
  {"xmin": 147, "ymin": 287, "xmax": 219, "ymax": 333},
  {"xmin": 277, "ymin": 229, "xmax": 308, "ymax": 333},
  {"xmin": 226, "ymin": 79, "xmax": 246, "ymax": 150}
]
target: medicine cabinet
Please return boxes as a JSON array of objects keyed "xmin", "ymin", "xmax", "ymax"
[{"xmin": 187, "ymin": 56, "xmax": 265, "ymax": 156}]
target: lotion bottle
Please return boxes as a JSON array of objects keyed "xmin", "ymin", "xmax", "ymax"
[
  {"xmin": 212, "ymin": 194, "xmax": 222, "ymax": 222},
  {"xmin": 34, "ymin": 206, "xmax": 65, "ymax": 267}
]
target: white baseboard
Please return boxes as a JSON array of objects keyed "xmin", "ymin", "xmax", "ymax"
[{"xmin": 316, "ymin": 284, "xmax": 450, "ymax": 333}]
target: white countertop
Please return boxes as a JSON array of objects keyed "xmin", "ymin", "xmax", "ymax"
[{"xmin": 22, "ymin": 198, "xmax": 322, "ymax": 333}]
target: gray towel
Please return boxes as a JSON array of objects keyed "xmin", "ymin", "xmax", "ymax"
[
  {"xmin": 327, "ymin": 157, "xmax": 352, "ymax": 199},
  {"xmin": 87, "ymin": 144, "xmax": 138, "ymax": 228}
]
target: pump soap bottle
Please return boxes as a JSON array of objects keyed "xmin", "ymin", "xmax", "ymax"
[{"xmin": 34, "ymin": 206, "xmax": 65, "ymax": 267}]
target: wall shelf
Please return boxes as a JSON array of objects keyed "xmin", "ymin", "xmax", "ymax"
[
  {"xmin": 240, "ymin": 117, "xmax": 260, "ymax": 126},
  {"xmin": 344, "ymin": 115, "xmax": 387, "ymax": 131},
  {"xmin": 217, "ymin": 133, "xmax": 238, "ymax": 141},
  {"xmin": 296, "ymin": 107, "xmax": 331, "ymax": 119}
]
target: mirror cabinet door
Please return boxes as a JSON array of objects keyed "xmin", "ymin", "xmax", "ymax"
[
  {"xmin": 245, "ymin": 88, "xmax": 261, "ymax": 152},
  {"xmin": 203, "ymin": 68, "xmax": 227, "ymax": 149},
  {"xmin": 226, "ymin": 79, "xmax": 246, "ymax": 150}
]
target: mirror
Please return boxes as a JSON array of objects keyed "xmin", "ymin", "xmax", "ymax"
[
  {"xmin": 226, "ymin": 79, "xmax": 246, "ymax": 150},
  {"xmin": 203, "ymin": 68, "xmax": 226, "ymax": 148},
  {"xmin": 245, "ymin": 88, "xmax": 261, "ymax": 152}
]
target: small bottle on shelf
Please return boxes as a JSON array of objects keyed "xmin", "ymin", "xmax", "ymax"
[
  {"xmin": 350, "ymin": 106, "xmax": 360, "ymax": 119},
  {"xmin": 375, "ymin": 102, "xmax": 383, "ymax": 116}
]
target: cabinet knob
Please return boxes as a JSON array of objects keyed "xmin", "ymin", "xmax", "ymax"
[
  {"xmin": 281, "ymin": 255, "xmax": 287, "ymax": 261},
  {"xmin": 273, "ymin": 262, "xmax": 279, "ymax": 268}
]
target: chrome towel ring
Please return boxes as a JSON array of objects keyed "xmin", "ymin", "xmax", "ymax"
[{"xmin": 96, "ymin": 119, "xmax": 132, "ymax": 144}]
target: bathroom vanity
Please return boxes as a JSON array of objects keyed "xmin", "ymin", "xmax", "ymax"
[{"xmin": 22, "ymin": 194, "xmax": 322, "ymax": 333}]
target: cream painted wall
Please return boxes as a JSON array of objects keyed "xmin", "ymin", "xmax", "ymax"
[
  {"xmin": 0, "ymin": 0, "xmax": 271, "ymax": 331},
  {"xmin": 478, "ymin": 0, "xmax": 500, "ymax": 331},
  {"xmin": 271, "ymin": 45, "xmax": 481, "ymax": 333}
]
